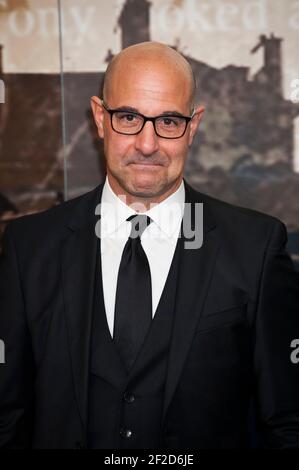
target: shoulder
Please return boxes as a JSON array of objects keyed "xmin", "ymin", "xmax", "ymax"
[
  {"xmin": 4, "ymin": 184, "xmax": 103, "ymax": 248},
  {"xmin": 185, "ymin": 181, "xmax": 286, "ymax": 247}
]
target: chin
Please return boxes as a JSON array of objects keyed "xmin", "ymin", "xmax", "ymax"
[
  {"xmin": 132, "ymin": 174, "xmax": 163, "ymax": 189},
  {"xmin": 126, "ymin": 178, "xmax": 162, "ymax": 198},
  {"xmin": 130, "ymin": 185, "xmax": 160, "ymax": 198}
]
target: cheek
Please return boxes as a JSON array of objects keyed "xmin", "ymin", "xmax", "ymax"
[
  {"xmin": 164, "ymin": 142, "xmax": 188, "ymax": 167},
  {"xmin": 104, "ymin": 134, "xmax": 131, "ymax": 165}
]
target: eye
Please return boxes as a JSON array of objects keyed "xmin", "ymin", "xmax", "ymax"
[
  {"xmin": 163, "ymin": 117, "xmax": 174, "ymax": 125},
  {"xmin": 120, "ymin": 113, "xmax": 137, "ymax": 122},
  {"xmin": 160, "ymin": 117, "xmax": 180, "ymax": 127}
]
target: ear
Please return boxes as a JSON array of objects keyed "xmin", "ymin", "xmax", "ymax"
[
  {"xmin": 90, "ymin": 96, "xmax": 105, "ymax": 139},
  {"xmin": 188, "ymin": 105, "xmax": 205, "ymax": 146}
]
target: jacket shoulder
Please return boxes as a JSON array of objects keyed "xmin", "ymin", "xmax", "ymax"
[
  {"xmin": 195, "ymin": 188, "xmax": 285, "ymax": 232},
  {"xmin": 186, "ymin": 183, "xmax": 287, "ymax": 252},
  {"xmin": 4, "ymin": 184, "xmax": 102, "ymax": 244}
]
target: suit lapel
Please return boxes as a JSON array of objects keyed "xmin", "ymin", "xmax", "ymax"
[
  {"xmin": 60, "ymin": 184, "xmax": 103, "ymax": 429},
  {"xmin": 162, "ymin": 180, "xmax": 220, "ymax": 422}
]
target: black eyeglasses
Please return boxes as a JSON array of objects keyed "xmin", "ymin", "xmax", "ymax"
[{"xmin": 101, "ymin": 100, "xmax": 195, "ymax": 139}]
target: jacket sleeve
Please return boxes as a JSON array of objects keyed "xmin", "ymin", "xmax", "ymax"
[
  {"xmin": 254, "ymin": 220, "xmax": 299, "ymax": 448},
  {"xmin": 0, "ymin": 222, "xmax": 35, "ymax": 448}
]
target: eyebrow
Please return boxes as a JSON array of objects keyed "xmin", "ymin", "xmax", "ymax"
[{"xmin": 113, "ymin": 105, "xmax": 185, "ymax": 117}]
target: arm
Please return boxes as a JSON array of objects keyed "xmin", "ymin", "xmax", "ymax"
[
  {"xmin": 254, "ymin": 220, "xmax": 299, "ymax": 448},
  {"xmin": 0, "ymin": 222, "xmax": 35, "ymax": 448}
]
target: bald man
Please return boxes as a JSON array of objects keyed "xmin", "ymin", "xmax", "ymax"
[{"xmin": 0, "ymin": 42, "xmax": 299, "ymax": 449}]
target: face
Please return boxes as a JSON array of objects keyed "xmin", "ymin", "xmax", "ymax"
[{"xmin": 91, "ymin": 57, "xmax": 204, "ymax": 205}]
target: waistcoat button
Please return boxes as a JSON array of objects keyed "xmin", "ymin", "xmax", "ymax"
[
  {"xmin": 123, "ymin": 391, "xmax": 135, "ymax": 403},
  {"xmin": 120, "ymin": 428, "xmax": 133, "ymax": 439}
]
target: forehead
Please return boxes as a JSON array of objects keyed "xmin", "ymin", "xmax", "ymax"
[{"xmin": 108, "ymin": 60, "xmax": 191, "ymax": 113}]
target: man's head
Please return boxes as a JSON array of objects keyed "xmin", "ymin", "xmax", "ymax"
[{"xmin": 91, "ymin": 41, "xmax": 204, "ymax": 208}]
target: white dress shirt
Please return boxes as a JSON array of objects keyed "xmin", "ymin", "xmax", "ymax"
[{"xmin": 100, "ymin": 176, "xmax": 185, "ymax": 338}]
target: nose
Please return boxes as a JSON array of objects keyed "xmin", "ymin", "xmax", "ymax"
[{"xmin": 134, "ymin": 120, "xmax": 159, "ymax": 156}]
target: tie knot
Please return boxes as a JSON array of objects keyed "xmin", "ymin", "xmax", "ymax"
[{"xmin": 127, "ymin": 214, "xmax": 152, "ymax": 239}]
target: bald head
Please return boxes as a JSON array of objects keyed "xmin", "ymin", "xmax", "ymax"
[{"xmin": 102, "ymin": 42, "xmax": 196, "ymax": 109}]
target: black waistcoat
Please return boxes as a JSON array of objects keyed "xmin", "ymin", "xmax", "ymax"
[{"xmin": 87, "ymin": 236, "xmax": 181, "ymax": 449}]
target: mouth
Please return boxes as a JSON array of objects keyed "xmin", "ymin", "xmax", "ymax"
[{"xmin": 130, "ymin": 162, "xmax": 162, "ymax": 169}]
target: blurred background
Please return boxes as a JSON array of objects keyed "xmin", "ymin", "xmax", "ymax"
[{"xmin": 0, "ymin": 0, "xmax": 299, "ymax": 269}]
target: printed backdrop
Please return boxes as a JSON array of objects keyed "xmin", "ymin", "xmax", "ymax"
[{"xmin": 0, "ymin": 0, "xmax": 299, "ymax": 268}]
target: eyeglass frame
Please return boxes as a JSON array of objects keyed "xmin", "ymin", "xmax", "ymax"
[{"xmin": 100, "ymin": 99, "xmax": 196, "ymax": 139}]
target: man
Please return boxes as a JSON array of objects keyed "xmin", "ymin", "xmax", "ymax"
[{"xmin": 0, "ymin": 42, "xmax": 299, "ymax": 449}]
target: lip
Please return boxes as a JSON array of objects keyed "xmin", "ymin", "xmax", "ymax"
[{"xmin": 131, "ymin": 163, "xmax": 162, "ymax": 168}]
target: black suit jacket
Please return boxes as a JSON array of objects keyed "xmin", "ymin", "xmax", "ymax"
[{"xmin": 0, "ymin": 179, "xmax": 299, "ymax": 449}]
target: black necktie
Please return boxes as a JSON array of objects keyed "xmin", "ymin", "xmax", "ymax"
[{"xmin": 113, "ymin": 214, "xmax": 152, "ymax": 372}]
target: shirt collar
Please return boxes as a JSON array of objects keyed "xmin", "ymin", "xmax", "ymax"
[{"xmin": 100, "ymin": 175, "xmax": 185, "ymax": 238}]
